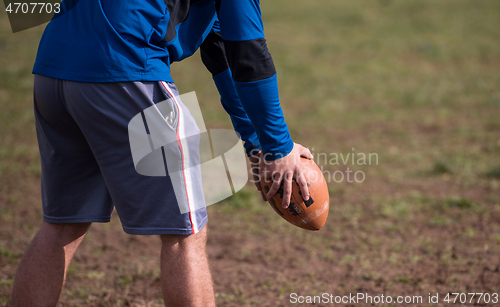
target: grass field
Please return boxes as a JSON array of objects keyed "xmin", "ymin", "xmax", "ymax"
[{"xmin": 1, "ymin": 0, "xmax": 500, "ymax": 306}]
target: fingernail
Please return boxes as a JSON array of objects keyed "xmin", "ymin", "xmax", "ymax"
[{"xmin": 304, "ymin": 196, "xmax": 309, "ymax": 200}]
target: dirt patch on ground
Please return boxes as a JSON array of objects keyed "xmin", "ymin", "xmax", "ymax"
[{"xmin": 2, "ymin": 173, "xmax": 499, "ymax": 306}]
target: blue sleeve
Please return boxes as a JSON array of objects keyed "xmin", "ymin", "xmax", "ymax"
[
  {"xmin": 217, "ymin": 0, "xmax": 264, "ymax": 41},
  {"xmin": 213, "ymin": 69, "xmax": 262, "ymax": 156},
  {"xmin": 216, "ymin": 0, "xmax": 294, "ymax": 160},
  {"xmin": 166, "ymin": 2, "xmax": 217, "ymax": 63},
  {"xmin": 232, "ymin": 74, "xmax": 293, "ymax": 161},
  {"xmin": 200, "ymin": 27, "xmax": 262, "ymax": 156}
]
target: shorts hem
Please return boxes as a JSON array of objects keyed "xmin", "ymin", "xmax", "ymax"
[
  {"xmin": 122, "ymin": 216, "xmax": 208, "ymax": 235},
  {"xmin": 43, "ymin": 214, "xmax": 111, "ymax": 224}
]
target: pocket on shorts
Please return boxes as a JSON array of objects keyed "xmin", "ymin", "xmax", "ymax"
[{"xmin": 155, "ymin": 84, "xmax": 179, "ymax": 131}]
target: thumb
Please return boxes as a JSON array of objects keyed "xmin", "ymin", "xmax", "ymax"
[{"xmin": 300, "ymin": 146, "xmax": 313, "ymax": 160}]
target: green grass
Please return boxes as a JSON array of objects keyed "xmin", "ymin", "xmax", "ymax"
[
  {"xmin": 485, "ymin": 166, "xmax": 500, "ymax": 179},
  {"xmin": 431, "ymin": 161, "xmax": 453, "ymax": 175}
]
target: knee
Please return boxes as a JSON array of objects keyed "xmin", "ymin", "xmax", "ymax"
[
  {"xmin": 41, "ymin": 222, "xmax": 91, "ymax": 245},
  {"xmin": 159, "ymin": 234, "xmax": 190, "ymax": 250},
  {"xmin": 159, "ymin": 227, "xmax": 207, "ymax": 250}
]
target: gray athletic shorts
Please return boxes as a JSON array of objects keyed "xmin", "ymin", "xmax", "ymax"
[{"xmin": 33, "ymin": 74, "xmax": 207, "ymax": 235}]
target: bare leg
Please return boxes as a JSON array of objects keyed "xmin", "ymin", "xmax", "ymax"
[
  {"xmin": 11, "ymin": 222, "xmax": 91, "ymax": 307},
  {"xmin": 160, "ymin": 226, "xmax": 215, "ymax": 307}
]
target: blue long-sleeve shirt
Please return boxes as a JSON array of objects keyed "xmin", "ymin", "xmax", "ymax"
[{"xmin": 33, "ymin": 0, "xmax": 294, "ymax": 160}]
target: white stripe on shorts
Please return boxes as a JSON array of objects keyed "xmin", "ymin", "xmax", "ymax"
[{"xmin": 160, "ymin": 81, "xmax": 200, "ymax": 233}]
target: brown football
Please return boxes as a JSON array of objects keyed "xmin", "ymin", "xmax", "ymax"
[{"xmin": 260, "ymin": 157, "xmax": 329, "ymax": 230}]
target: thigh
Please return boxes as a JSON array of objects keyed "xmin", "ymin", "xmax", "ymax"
[
  {"xmin": 59, "ymin": 78, "xmax": 207, "ymax": 235},
  {"xmin": 34, "ymin": 74, "xmax": 113, "ymax": 223}
]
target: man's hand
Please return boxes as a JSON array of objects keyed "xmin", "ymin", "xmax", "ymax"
[
  {"xmin": 260, "ymin": 143, "xmax": 313, "ymax": 208},
  {"xmin": 249, "ymin": 151, "xmax": 267, "ymax": 201}
]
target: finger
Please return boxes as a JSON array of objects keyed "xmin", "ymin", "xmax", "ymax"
[
  {"xmin": 296, "ymin": 170, "xmax": 310, "ymax": 201},
  {"xmin": 250, "ymin": 174, "xmax": 260, "ymax": 186},
  {"xmin": 266, "ymin": 171, "xmax": 282, "ymax": 199},
  {"xmin": 251, "ymin": 165, "xmax": 260, "ymax": 176},
  {"xmin": 254, "ymin": 181, "xmax": 267, "ymax": 201},
  {"xmin": 250, "ymin": 158, "xmax": 260, "ymax": 166},
  {"xmin": 255, "ymin": 182, "xmax": 267, "ymax": 201},
  {"xmin": 260, "ymin": 190, "xmax": 267, "ymax": 201},
  {"xmin": 254, "ymin": 169, "xmax": 269, "ymax": 201},
  {"xmin": 282, "ymin": 171, "xmax": 294, "ymax": 208},
  {"xmin": 300, "ymin": 146, "xmax": 313, "ymax": 160},
  {"xmin": 252, "ymin": 169, "xmax": 261, "ymax": 183},
  {"xmin": 259, "ymin": 169, "xmax": 273, "ymax": 185}
]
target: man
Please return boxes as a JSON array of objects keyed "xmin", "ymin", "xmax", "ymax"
[{"xmin": 12, "ymin": 0, "xmax": 312, "ymax": 306}]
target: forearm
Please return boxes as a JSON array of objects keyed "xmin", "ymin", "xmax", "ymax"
[
  {"xmin": 231, "ymin": 72, "xmax": 293, "ymax": 161},
  {"xmin": 216, "ymin": 0, "xmax": 294, "ymax": 160},
  {"xmin": 200, "ymin": 31, "xmax": 262, "ymax": 156}
]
